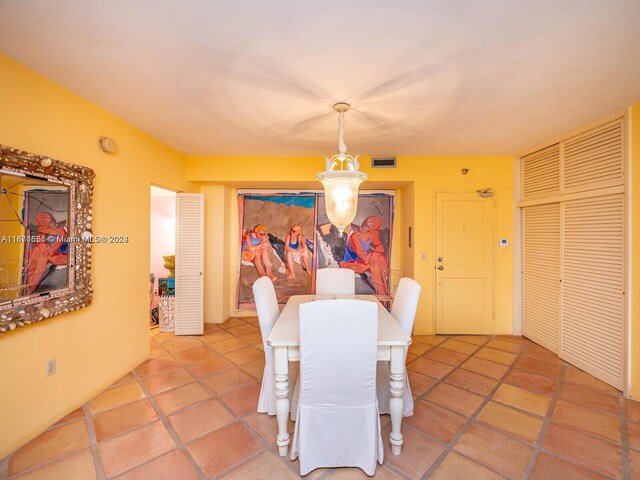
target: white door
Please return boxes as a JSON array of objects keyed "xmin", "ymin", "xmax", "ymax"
[{"xmin": 175, "ymin": 193, "xmax": 204, "ymax": 335}]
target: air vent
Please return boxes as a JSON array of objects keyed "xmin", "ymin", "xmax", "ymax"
[{"xmin": 371, "ymin": 157, "xmax": 396, "ymax": 168}]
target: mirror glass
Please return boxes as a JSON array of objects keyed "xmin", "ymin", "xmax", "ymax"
[{"xmin": 0, "ymin": 171, "xmax": 70, "ymax": 303}]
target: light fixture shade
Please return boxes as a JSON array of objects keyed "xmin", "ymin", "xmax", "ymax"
[{"xmin": 317, "ymin": 170, "xmax": 367, "ymax": 234}]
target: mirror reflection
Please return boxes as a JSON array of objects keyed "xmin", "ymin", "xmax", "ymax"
[{"xmin": 0, "ymin": 171, "xmax": 70, "ymax": 303}]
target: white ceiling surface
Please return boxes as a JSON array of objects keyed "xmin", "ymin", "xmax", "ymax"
[{"xmin": 1, "ymin": 1, "xmax": 640, "ymax": 157}]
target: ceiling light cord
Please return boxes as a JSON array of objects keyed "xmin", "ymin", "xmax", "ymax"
[{"xmin": 338, "ymin": 110, "xmax": 347, "ymax": 157}]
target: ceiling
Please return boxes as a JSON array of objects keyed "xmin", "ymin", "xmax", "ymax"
[{"xmin": 1, "ymin": 1, "xmax": 640, "ymax": 157}]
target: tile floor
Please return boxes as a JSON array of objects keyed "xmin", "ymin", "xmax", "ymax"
[{"xmin": 2, "ymin": 318, "xmax": 639, "ymax": 479}]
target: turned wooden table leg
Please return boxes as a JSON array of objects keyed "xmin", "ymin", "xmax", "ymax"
[
  {"xmin": 274, "ymin": 346, "xmax": 290, "ymax": 457},
  {"xmin": 389, "ymin": 344, "xmax": 405, "ymax": 455}
]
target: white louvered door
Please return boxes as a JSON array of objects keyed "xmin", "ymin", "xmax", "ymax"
[
  {"xmin": 560, "ymin": 195, "xmax": 625, "ymax": 389},
  {"xmin": 175, "ymin": 193, "xmax": 204, "ymax": 335},
  {"xmin": 522, "ymin": 204, "xmax": 561, "ymax": 353}
]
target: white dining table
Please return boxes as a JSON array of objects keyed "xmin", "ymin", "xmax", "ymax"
[{"xmin": 266, "ymin": 294, "xmax": 412, "ymax": 457}]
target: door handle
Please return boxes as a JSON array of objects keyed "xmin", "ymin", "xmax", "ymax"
[
  {"xmin": 437, "ymin": 265, "xmax": 444, "ymax": 270},
  {"xmin": 437, "ymin": 257, "xmax": 443, "ymax": 262}
]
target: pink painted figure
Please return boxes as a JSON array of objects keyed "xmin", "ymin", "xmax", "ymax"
[
  {"xmin": 25, "ymin": 212, "xmax": 68, "ymax": 293},
  {"xmin": 339, "ymin": 215, "xmax": 389, "ymax": 295},
  {"xmin": 242, "ymin": 223, "xmax": 277, "ymax": 280},
  {"xmin": 284, "ymin": 224, "xmax": 310, "ymax": 280}
]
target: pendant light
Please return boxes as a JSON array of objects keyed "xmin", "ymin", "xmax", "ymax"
[{"xmin": 317, "ymin": 102, "xmax": 367, "ymax": 235}]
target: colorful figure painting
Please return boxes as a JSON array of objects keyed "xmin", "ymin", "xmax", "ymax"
[
  {"xmin": 237, "ymin": 194, "xmax": 317, "ymax": 307},
  {"xmin": 237, "ymin": 191, "xmax": 394, "ymax": 308}
]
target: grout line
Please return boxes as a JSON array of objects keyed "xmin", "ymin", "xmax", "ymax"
[{"xmin": 83, "ymin": 403, "xmax": 107, "ymax": 480}]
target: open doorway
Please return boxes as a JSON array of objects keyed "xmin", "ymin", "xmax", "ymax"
[{"xmin": 150, "ymin": 185, "xmax": 177, "ymax": 329}]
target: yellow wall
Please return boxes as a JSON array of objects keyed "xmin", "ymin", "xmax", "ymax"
[
  {"xmin": 189, "ymin": 155, "xmax": 515, "ymax": 335},
  {"xmin": 0, "ymin": 53, "xmax": 191, "ymax": 457},
  {"xmin": 630, "ymin": 103, "xmax": 640, "ymax": 398}
]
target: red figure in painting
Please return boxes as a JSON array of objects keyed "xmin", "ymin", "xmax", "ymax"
[
  {"xmin": 340, "ymin": 215, "xmax": 389, "ymax": 295},
  {"xmin": 242, "ymin": 223, "xmax": 277, "ymax": 280},
  {"xmin": 284, "ymin": 224, "xmax": 310, "ymax": 280},
  {"xmin": 25, "ymin": 212, "xmax": 68, "ymax": 293}
]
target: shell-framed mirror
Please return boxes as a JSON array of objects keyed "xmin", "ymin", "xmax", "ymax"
[{"xmin": 0, "ymin": 145, "xmax": 95, "ymax": 334}]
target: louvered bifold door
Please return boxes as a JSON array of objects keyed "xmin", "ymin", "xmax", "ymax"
[
  {"xmin": 175, "ymin": 193, "xmax": 204, "ymax": 335},
  {"xmin": 560, "ymin": 195, "xmax": 625, "ymax": 389},
  {"xmin": 522, "ymin": 204, "xmax": 561, "ymax": 353}
]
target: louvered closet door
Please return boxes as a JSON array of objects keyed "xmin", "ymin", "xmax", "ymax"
[
  {"xmin": 522, "ymin": 144, "xmax": 560, "ymax": 199},
  {"xmin": 522, "ymin": 204, "xmax": 561, "ymax": 353},
  {"xmin": 175, "ymin": 193, "xmax": 204, "ymax": 335},
  {"xmin": 560, "ymin": 194, "xmax": 625, "ymax": 389}
]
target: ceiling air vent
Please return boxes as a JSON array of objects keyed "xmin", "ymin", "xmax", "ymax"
[{"xmin": 371, "ymin": 157, "xmax": 396, "ymax": 168}]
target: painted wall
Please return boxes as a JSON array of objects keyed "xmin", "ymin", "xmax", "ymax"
[
  {"xmin": 150, "ymin": 189, "xmax": 177, "ymax": 289},
  {"xmin": 189, "ymin": 155, "xmax": 515, "ymax": 335},
  {"xmin": 0, "ymin": 53, "xmax": 191, "ymax": 457},
  {"xmin": 630, "ymin": 103, "xmax": 640, "ymax": 399}
]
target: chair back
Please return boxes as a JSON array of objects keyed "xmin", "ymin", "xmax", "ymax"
[
  {"xmin": 390, "ymin": 277, "xmax": 421, "ymax": 335},
  {"xmin": 299, "ymin": 299, "xmax": 377, "ymax": 407},
  {"xmin": 315, "ymin": 268, "xmax": 356, "ymax": 295},
  {"xmin": 252, "ymin": 277, "xmax": 279, "ymax": 352}
]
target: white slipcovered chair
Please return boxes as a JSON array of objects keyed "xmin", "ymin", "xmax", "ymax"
[
  {"xmin": 315, "ymin": 268, "xmax": 356, "ymax": 295},
  {"xmin": 377, "ymin": 277, "xmax": 421, "ymax": 417},
  {"xmin": 290, "ymin": 299, "xmax": 383, "ymax": 476},
  {"xmin": 253, "ymin": 276, "xmax": 296, "ymax": 415}
]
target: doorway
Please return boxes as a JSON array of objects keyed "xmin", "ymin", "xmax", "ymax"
[{"xmin": 435, "ymin": 192, "xmax": 494, "ymax": 334}]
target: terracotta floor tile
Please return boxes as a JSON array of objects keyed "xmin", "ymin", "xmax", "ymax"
[
  {"xmin": 474, "ymin": 347, "xmax": 518, "ymax": 366},
  {"xmin": 109, "ymin": 373, "xmax": 136, "ymax": 388},
  {"xmin": 485, "ymin": 338, "xmax": 526, "ymax": 354},
  {"xmin": 495, "ymin": 335, "xmax": 532, "ymax": 345},
  {"xmin": 629, "ymin": 419, "xmax": 640, "ymax": 451},
  {"xmin": 559, "ymin": 382, "xmax": 620, "ymax": 415},
  {"xmin": 210, "ymin": 337, "xmax": 251, "ymax": 354},
  {"xmin": 116, "ymin": 449, "xmax": 199, "ymax": 480},
  {"xmin": 565, "ymin": 367, "xmax": 620, "ymax": 395},
  {"xmin": 203, "ymin": 368, "xmax": 258, "ymax": 395},
  {"xmin": 493, "ymin": 383, "xmax": 551, "ymax": 417},
  {"xmin": 88, "ymin": 383, "xmax": 146, "ymax": 414},
  {"xmin": 149, "ymin": 341, "xmax": 169, "ymax": 358},
  {"xmin": 516, "ymin": 356, "xmax": 563, "ymax": 378},
  {"xmin": 244, "ymin": 412, "xmax": 293, "ymax": 444},
  {"xmin": 505, "ymin": 368, "xmax": 558, "ymax": 395},
  {"xmin": 237, "ymin": 332, "xmax": 263, "ymax": 346},
  {"xmin": 226, "ymin": 324, "xmax": 260, "ymax": 336},
  {"xmin": 223, "ymin": 346, "xmax": 265, "ymax": 366},
  {"xmin": 93, "ymin": 399, "xmax": 157, "ymax": 442},
  {"xmin": 427, "ymin": 383, "xmax": 484, "ymax": 417},
  {"xmin": 424, "ymin": 347, "xmax": 468, "ymax": 366},
  {"xmin": 98, "ymin": 421, "xmax": 176, "ymax": 478},
  {"xmin": 542, "ymin": 423, "xmax": 622, "ymax": 479},
  {"xmin": 201, "ymin": 330, "xmax": 235, "ymax": 345},
  {"xmin": 172, "ymin": 345, "xmax": 220, "ymax": 365},
  {"xmin": 405, "ymin": 400, "xmax": 468, "ymax": 443},
  {"xmin": 407, "ymin": 370, "xmax": 437, "ymax": 397},
  {"xmin": 187, "ymin": 422, "xmax": 263, "ymax": 478},
  {"xmin": 630, "ymin": 449, "xmax": 640, "ymax": 479},
  {"xmin": 12, "ymin": 449, "xmax": 96, "ymax": 480},
  {"xmin": 185, "ymin": 355, "xmax": 234, "ymax": 378},
  {"xmin": 135, "ymin": 357, "xmax": 180, "ymax": 378},
  {"xmin": 412, "ymin": 335, "xmax": 447, "ymax": 346},
  {"xmin": 407, "ymin": 357, "xmax": 455, "ymax": 379},
  {"xmin": 204, "ymin": 322, "xmax": 222, "ymax": 332},
  {"xmin": 461, "ymin": 357, "xmax": 509, "ymax": 379},
  {"xmin": 552, "ymin": 400, "xmax": 621, "ymax": 442},
  {"xmin": 430, "ymin": 452, "xmax": 503, "ymax": 480},
  {"xmin": 452, "ymin": 335, "xmax": 491, "ymax": 346},
  {"xmin": 222, "ymin": 383, "xmax": 262, "ymax": 417},
  {"xmin": 445, "ymin": 369, "xmax": 498, "ymax": 396},
  {"xmin": 522, "ymin": 344, "xmax": 564, "ymax": 364},
  {"xmin": 324, "ymin": 465, "xmax": 403, "ymax": 479},
  {"xmin": 9, "ymin": 421, "xmax": 89, "ymax": 476},
  {"xmin": 408, "ymin": 341, "xmax": 432, "ymax": 355},
  {"xmin": 628, "ymin": 399, "xmax": 640, "ymax": 423},
  {"xmin": 169, "ymin": 398, "xmax": 235, "ymax": 442},
  {"xmin": 154, "ymin": 382, "xmax": 211, "ymax": 415},
  {"xmin": 162, "ymin": 336, "xmax": 204, "ymax": 354},
  {"xmin": 152, "ymin": 332, "xmax": 176, "ymax": 344},
  {"xmin": 141, "ymin": 368, "xmax": 193, "ymax": 395},
  {"xmin": 455, "ymin": 424, "xmax": 533, "ymax": 479},
  {"xmin": 381, "ymin": 422, "xmax": 445, "ymax": 479},
  {"xmin": 241, "ymin": 359, "xmax": 265, "ymax": 380},
  {"xmin": 220, "ymin": 318, "xmax": 248, "ymax": 329},
  {"xmin": 477, "ymin": 401, "xmax": 543, "ymax": 443},
  {"xmin": 531, "ymin": 452, "xmax": 608, "ymax": 480},
  {"xmin": 219, "ymin": 451, "xmax": 299, "ymax": 480},
  {"xmin": 53, "ymin": 407, "xmax": 84, "ymax": 427},
  {"xmin": 439, "ymin": 338, "xmax": 479, "ymax": 355},
  {"xmin": 406, "ymin": 352, "xmax": 419, "ymax": 364}
]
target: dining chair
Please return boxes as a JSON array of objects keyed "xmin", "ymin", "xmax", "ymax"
[
  {"xmin": 377, "ymin": 277, "xmax": 421, "ymax": 417},
  {"xmin": 252, "ymin": 276, "xmax": 297, "ymax": 415},
  {"xmin": 290, "ymin": 299, "xmax": 383, "ymax": 476},
  {"xmin": 315, "ymin": 268, "xmax": 356, "ymax": 295}
]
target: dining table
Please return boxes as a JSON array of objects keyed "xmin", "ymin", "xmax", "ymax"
[{"xmin": 266, "ymin": 294, "xmax": 412, "ymax": 457}]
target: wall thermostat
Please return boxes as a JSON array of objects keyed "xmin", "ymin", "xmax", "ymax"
[{"xmin": 499, "ymin": 238, "xmax": 509, "ymax": 248}]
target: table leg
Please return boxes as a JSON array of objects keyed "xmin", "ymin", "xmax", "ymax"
[
  {"xmin": 389, "ymin": 345, "xmax": 404, "ymax": 455},
  {"xmin": 274, "ymin": 346, "xmax": 290, "ymax": 457}
]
